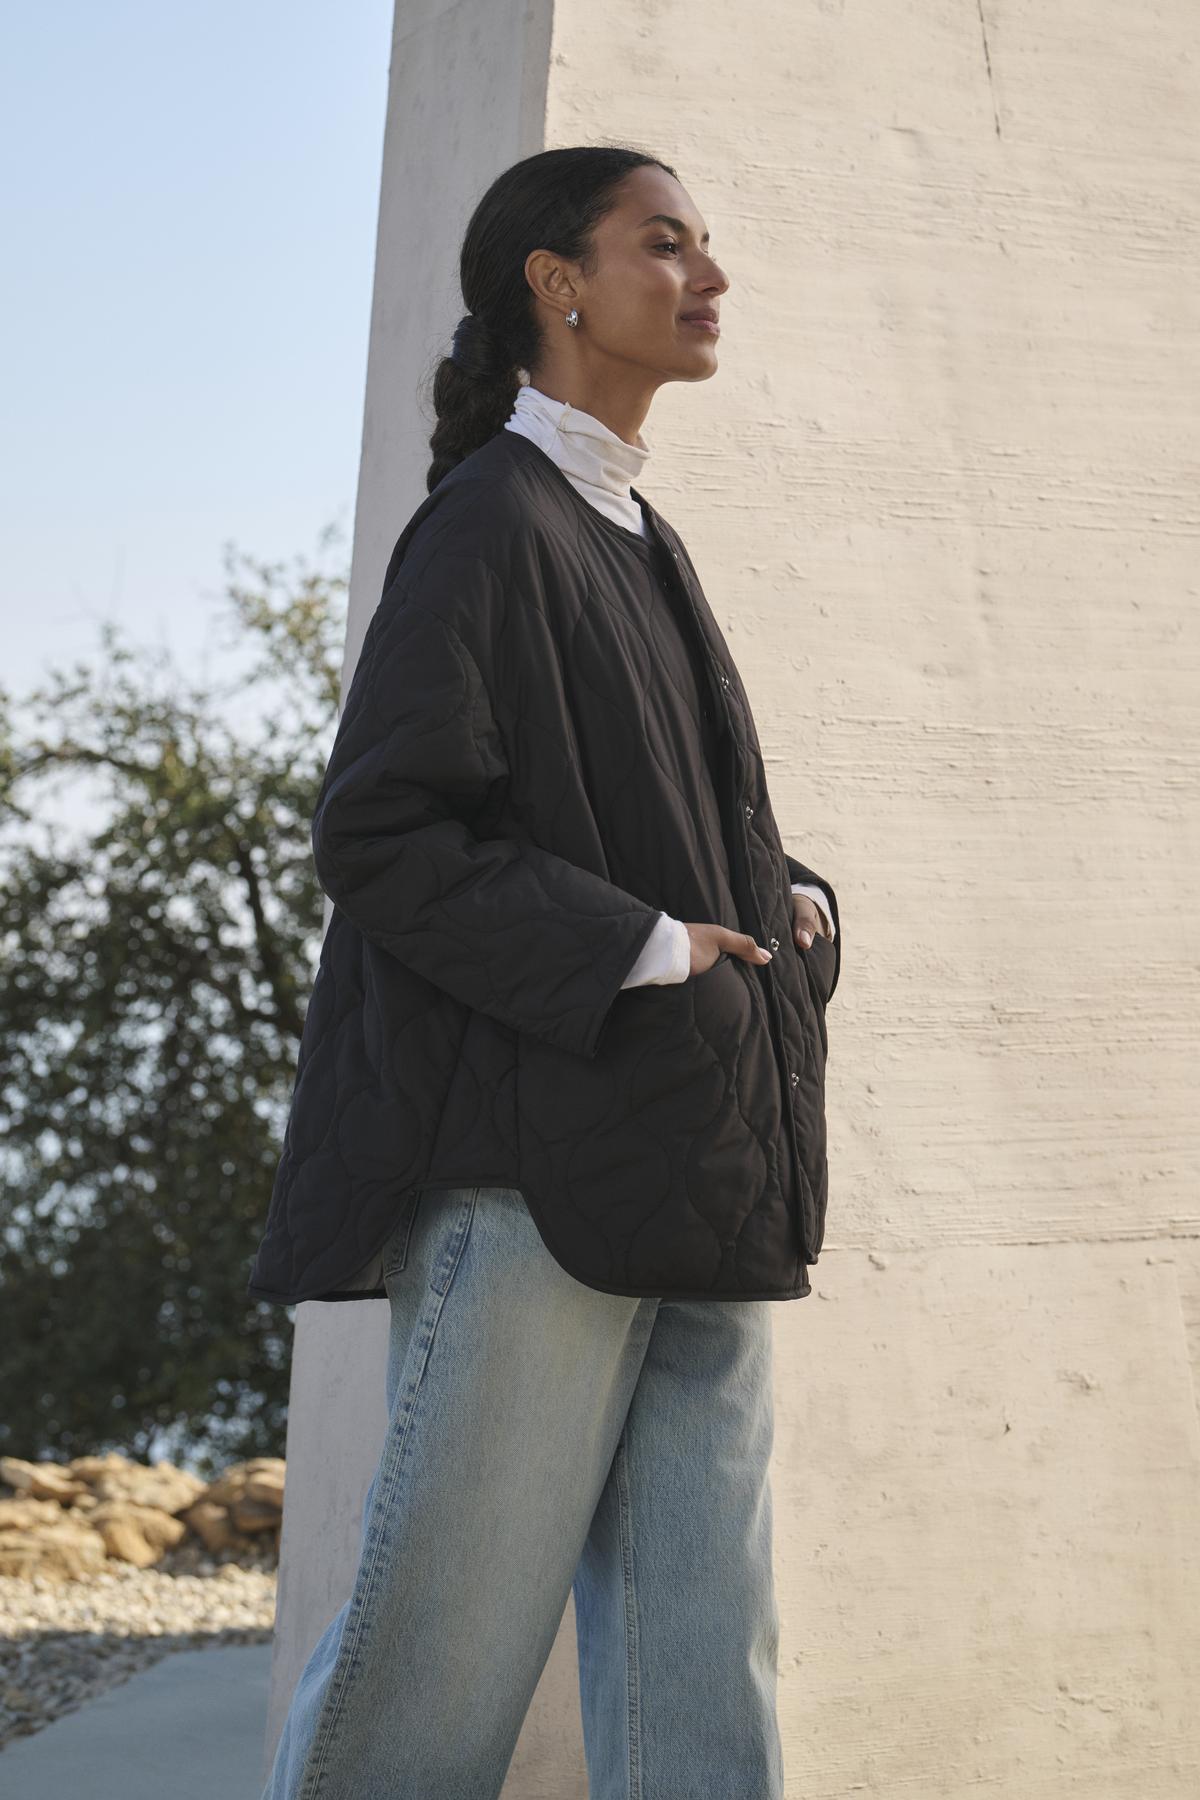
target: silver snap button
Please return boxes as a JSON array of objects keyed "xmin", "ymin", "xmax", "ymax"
[
  {"xmin": 790, "ymin": 1071, "xmax": 799, "ymax": 1086},
  {"xmin": 769, "ymin": 937, "xmax": 779, "ymax": 951},
  {"xmin": 720, "ymin": 673, "xmax": 730, "ymax": 688},
  {"xmin": 744, "ymin": 802, "xmax": 754, "ymax": 818}
]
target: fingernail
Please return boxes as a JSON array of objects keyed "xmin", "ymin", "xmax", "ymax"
[{"xmin": 799, "ymin": 931, "xmax": 813, "ymax": 947}]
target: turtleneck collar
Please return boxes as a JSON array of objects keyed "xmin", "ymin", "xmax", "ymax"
[{"xmin": 503, "ymin": 383, "xmax": 650, "ymax": 537}]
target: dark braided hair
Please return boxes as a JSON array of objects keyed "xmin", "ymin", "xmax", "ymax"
[{"xmin": 425, "ymin": 144, "xmax": 678, "ymax": 495}]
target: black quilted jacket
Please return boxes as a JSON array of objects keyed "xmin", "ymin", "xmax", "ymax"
[{"xmin": 246, "ymin": 426, "xmax": 842, "ymax": 1307}]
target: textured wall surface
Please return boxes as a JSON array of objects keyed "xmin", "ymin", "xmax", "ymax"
[
  {"xmin": 266, "ymin": 1, "xmax": 1200, "ymax": 1792},
  {"xmin": 541, "ymin": 3, "xmax": 1200, "ymax": 1789}
]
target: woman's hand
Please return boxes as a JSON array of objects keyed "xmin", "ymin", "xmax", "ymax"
[
  {"xmin": 792, "ymin": 895, "xmax": 833, "ymax": 950},
  {"xmin": 683, "ymin": 922, "xmax": 772, "ymax": 977}
]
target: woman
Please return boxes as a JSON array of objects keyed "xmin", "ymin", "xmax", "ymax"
[{"xmin": 254, "ymin": 144, "xmax": 842, "ymax": 1800}]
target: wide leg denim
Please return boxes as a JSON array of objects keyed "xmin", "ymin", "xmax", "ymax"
[{"xmin": 261, "ymin": 1184, "xmax": 784, "ymax": 1800}]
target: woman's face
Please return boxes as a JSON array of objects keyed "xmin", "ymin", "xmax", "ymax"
[{"xmin": 527, "ymin": 164, "xmax": 730, "ymax": 386}]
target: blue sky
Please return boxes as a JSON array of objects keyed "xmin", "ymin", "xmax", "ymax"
[{"xmin": 1, "ymin": 1, "xmax": 394, "ymax": 698}]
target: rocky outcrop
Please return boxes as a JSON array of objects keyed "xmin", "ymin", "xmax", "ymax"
[{"xmin": 0, "ymin": 1453, "xmax": 286, "ymax": 1582}]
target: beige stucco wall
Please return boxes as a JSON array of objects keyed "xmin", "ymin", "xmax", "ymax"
[{"xmin": 264, "ymin": 1, "xmax": 1200, "ymax": 1792}]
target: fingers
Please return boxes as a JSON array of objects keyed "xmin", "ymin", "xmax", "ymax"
[
  {"xmin": 794, "ymin": 921, "xmax": 832, "ymax": 948},
  {"xmin": 791, "ymin": 898, "xmax": 829, "ymax": 949}
]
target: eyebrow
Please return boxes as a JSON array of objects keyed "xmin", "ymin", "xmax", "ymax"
[{"xmin": 637, "ymin": 213, "xmax": 711, "ymax": 246}]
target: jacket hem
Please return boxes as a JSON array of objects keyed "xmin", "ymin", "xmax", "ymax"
[
  {"xmin": 245, "ymin": 1283, "xmax": 388, "ymax": 1303},
  {"xmin": 245, "ymin": 1275, "xmax": 812, "ymax": 1305},
  {"xmin": 245, "ymin": 1171, "xmax": 816, "ymax": 1305},
  {"xmin": 513, "ymin": 1176, "xmax": 813, "ymax": 1302}
]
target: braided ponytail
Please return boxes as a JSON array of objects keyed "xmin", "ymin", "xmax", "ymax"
[{"xmin": 425, "ymin": 312, "xmax": 523, "ymax": 495}]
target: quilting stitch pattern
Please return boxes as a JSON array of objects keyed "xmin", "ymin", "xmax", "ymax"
[{"xmin": 246, "ymin": 428, "xmax": 841, "ymax": 1307}]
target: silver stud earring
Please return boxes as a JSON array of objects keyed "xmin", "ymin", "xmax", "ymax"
[{"xmin": 565, "ymin": 308, "xmax": 579, "ymax": 328}]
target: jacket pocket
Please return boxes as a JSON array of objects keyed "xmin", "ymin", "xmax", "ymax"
[
  {"xmin": 692, "ymin": 948, "xmax": 730, "ymax": 977},
  {"xmin": 516, "ymin": 951, "xmax": 782, "ymax": 1202},
  {"xmin": 514, "ymin": 949, "xmax": 799, "ymax": 1291}
]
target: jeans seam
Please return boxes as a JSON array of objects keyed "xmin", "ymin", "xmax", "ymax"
[
  {"xmin": 614, "ymin": 1429, "xmax": 643, "ymax": 1800},
  {"xmin": 297, "ymin": 1188, "xmax": 479, "ymax": 1798}
]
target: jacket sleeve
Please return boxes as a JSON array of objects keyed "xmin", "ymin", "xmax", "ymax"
[
  {"xmin": 784, "ymin": 853, "xmax": 842, "ymax": 1002},
  {"xmin": 311, "ymin": 590, "xmax": 661, "ymax": 1059}
]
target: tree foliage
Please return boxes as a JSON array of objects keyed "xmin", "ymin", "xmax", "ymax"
[{"xmin": 0, "ymin": 526, "xmax": 347, "ymax": 1476}]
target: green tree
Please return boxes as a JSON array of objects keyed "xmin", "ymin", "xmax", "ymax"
[{"xmin": 0, "ymin": 526, "xmax": 347, "ymax": 1477}]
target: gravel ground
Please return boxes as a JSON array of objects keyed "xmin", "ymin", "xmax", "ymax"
[{"xmin": 0, "ymin": 1544, "xmax": 277, "ymax": 1750}]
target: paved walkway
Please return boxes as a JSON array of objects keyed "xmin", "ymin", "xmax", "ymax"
[{"xmin": 0, "ymin": 1642, "xmax": 272, "ymax": 1798}]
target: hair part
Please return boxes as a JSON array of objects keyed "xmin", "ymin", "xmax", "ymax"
[{"xmin": 424, "ymin": 144, "xmax": 678, "ymax": 494}]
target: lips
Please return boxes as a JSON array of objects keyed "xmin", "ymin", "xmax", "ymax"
[{"xmin": 680, "ymin": 309, "xmax": 719, "ymax": 324}]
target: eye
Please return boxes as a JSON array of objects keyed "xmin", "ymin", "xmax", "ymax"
[{"xmin": 654, "ymin": 240, "xmax": 679, "ymax": 254}]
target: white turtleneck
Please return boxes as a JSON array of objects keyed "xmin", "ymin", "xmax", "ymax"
[
  {"xmin": 503, "ymin": 383, "xmax": 835, "ymax": 987},
  {"xmin": 505, "ymin": 380, "xmax": 652, "ymax": 536}
]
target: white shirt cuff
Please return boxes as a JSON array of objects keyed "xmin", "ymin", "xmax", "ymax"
[{"xmin": 621, "ymin": 912, "xmax": 691, "ymax": 986}]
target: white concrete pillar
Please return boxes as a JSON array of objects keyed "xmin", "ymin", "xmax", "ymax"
[{"xmin": 259, "ymin": 2, "xmax": 575, "ymax": 1791}]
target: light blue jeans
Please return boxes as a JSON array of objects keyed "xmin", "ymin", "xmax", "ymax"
[{"xmin": 261, "ymin": 1184, "xmax": 784, "ymax": 1800}]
